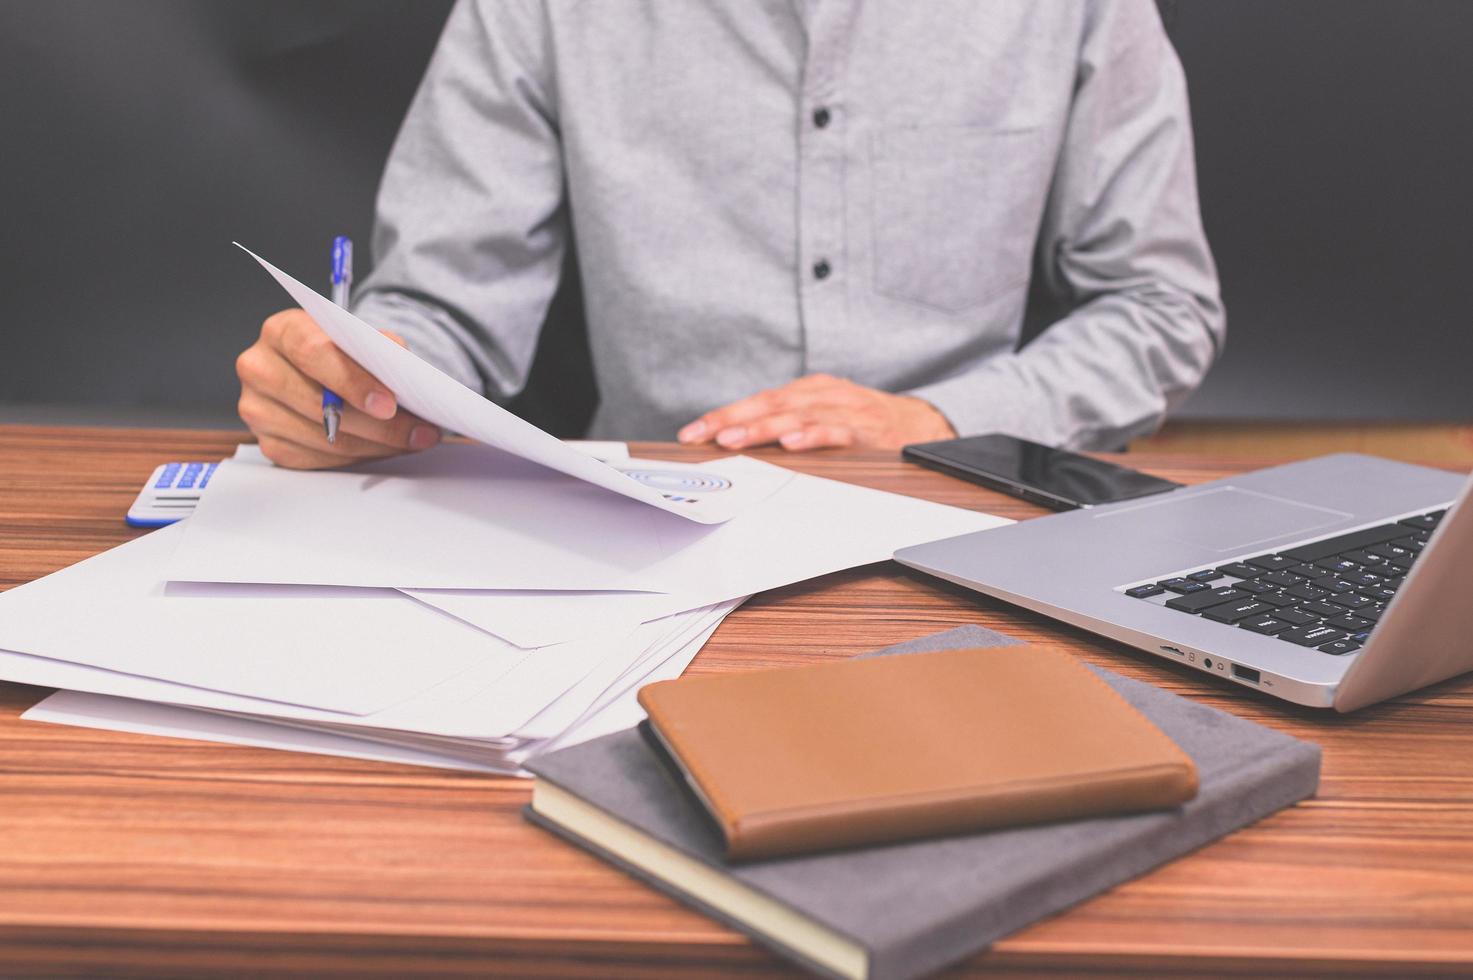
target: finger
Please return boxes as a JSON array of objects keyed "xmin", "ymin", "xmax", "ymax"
[
  {"xmin": 239, "ymin": 344, "xmax": 439, "ymax": 451},
  {"xmin": 338, "ymin": 405, "xmax": 440, "ymax": 451},
  {"xmin": 713, "ymin": 412, "xmax": 808, "ymax": 450},
  {"xmin": 254, "ymin": 434, "xmax": 359, "ymax": 471},
  {"xmin": 779, "ymin": 424, "xmax": 855, "ymax": 452},
  {"xmin": 677, "ymin": 386, "xmax": 806, "ymax": 444},
  {"xmin": 678, "ymin": 374, "xmax": 858, "ymax": 444},
  {"xmin": 238, "ymin": 391, "xmax": 414, "ymax": 463},
  {"xmin": 273, "ymin": 313, "xmax": 399, "ymax": 420}
]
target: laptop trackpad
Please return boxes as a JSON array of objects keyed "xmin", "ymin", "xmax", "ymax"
[{"xmin": 1093, "ymin": 487, "xmax": 1351, "ymax": 554}]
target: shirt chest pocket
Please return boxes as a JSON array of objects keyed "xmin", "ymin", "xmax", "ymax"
[{"xmin": 869, "ymin": 125, "xmax": 1053, "ymax": 314}]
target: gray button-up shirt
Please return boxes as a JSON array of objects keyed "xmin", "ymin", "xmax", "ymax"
[{"xmin": 355, "ymin": 0, "xmax": 1224, "ymax": 449}]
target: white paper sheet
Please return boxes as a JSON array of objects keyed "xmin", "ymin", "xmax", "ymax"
[
  {"xmin": 289, "ymin": 601, "xmax": 725, "ymax": 746},
  {"xmin": 169, "ymin": 444, "xmax": 690, "ymax": 591},
  {"xmin": 398, "ymin": 589, "xmax": 668, "ymax": 648},
  {"xmin": 507, "ymin": 599, "xmax": 738, "ymax": 740},
  {"xmin": 563, "ymin": 440, "xmax": 629, "ymax": 461},
  {"xmin": 240, "ymin": 244, "xmax": 786, "ymax": 524},
  {"xmin": 0, "ymin": 600, "xmax": 682, "ymax": 740},
  {"xmin": 402, "ymin": 465, "xmax": 1013, "ymax": 645},
  {"xmin": 509, "ymin": 615, "xmax": 727, "ymax": 764},
  {"xmin": 22, "ymin": 690, "xmax": 511, "ymax": 774},
  {"xmin": 21, "ymin": 599, "xmax": 732, "ymax": 775},
  {"xmin": 0, "ymin": 524, "xmax": 525, "ymax": 713},
  {"xmin": 170, "ymin": 446, "xmax": 799, "ymax": 592},
  {"xmin": 634, "ymin": 464, "xmax": 1012, "ymax": 603},
  {"xmin": 231, "ymin": 440, "xmax": 627, "ymax": 464}
]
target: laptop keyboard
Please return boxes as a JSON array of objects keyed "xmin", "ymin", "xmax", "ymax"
[{"xmin": 1123, "ymin": 510, "xmax": 1446, "ymax": 656}]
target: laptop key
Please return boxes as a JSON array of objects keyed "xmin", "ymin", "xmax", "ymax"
[
  {"xmin": 1287, "ymin": 563, "xmax": 1321, "ymax": 579},
  {"xmin": 1235, "ymin": 578, "xmax": 1273, "ymax": 594},
  {"xmin": 1341, "ymin": 549, "xmax": 1386, "ymax": 566},
  {"xmin": 1216, "ymin": 562, "xmax": 1263, "ymax": 579},
  {"xmin": 1280, "ymin": 524, "xmax": 1407, "ymax": 563},
  {"xmin": 1329, "ymin": 592, "xmax": 1373, "ymax": 610},
  {"xmin": 1259, "ymin": 569, "xmax": 1303, "ymax": 587},
  {"xmin": 1245, "ymin": 555, "xmax": 1298, "ymax": 572},
  {"xmin": 1165, "ymin": 587, "xmax": 1245, "ymax": 613},
  {"xmin": 1256, "ymin": 591, "xmax": 1294, "ymax": 607},
  {"xmin": 1187, "ymin": 569, "xmax": 1224, "ymax": 583},
  {"xmin": 1358, "ymin": 605, "xmax": 1386, "ymax": 623},
  {"xmin": 1314, "ymin": 557, "xmax": 1360, "ymax": 575},
  {"xmin": 1319, "ymin": 639, "xmax": 1362, "ymax": 656},
  {"xmin": 1285, "ymin": 582, "xmax": 1330, "ymax": 601},
  {"xmin": 1398, "ymin": 511, "xmax": 1444, "ymax": 532},
  {"xmin": 1326, "ymin": 614, "xmax": 1372, "ymax": 632},
  {"xmin": 1279, "ymin": 625, "xmax": 1347, "ymax": 647},
  {"xmin": 1158, "ymin": 578, "xmax": 1209, "ymax": 595},
  {"xmin": 1273, "ymin": 607, "xmax": 1321, "ymax": 627},
  {"xmin": 1239, "ymin": 615, "xmax": 1291, "ymax": 635},
  {"xmin": 1299, "ymin": 599, "xmax": 1342, "ymax": 617},
  {"xmin": 1368, "ymin": 542, "xmax": 1414, "ymax": 560},
  {"xmin": 1126, "ymin": 584, "xmax": 1167, "ymax": 598},
  {"xmin": 1201, "ymin": 599, "xmax": 1274, "ymax": 623},
  {"xmin": 1343, "ymin": 570, "xmax": 1384, "ymax": 587},
  {"xmin": 1309, "ymin": 575, "xmax": 1357, "ymax": 594}
]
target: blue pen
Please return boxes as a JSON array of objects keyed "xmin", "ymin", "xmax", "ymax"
[{"xmin": 322, "ymin": 236, "xmax": 352, "ymax": 444}]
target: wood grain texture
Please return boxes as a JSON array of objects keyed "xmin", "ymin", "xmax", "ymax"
[
  {"xmin": 1135, "ymin": 419, "xmax": 1473, "ymax": 469},
  {"xmin": 1, "ymin": 424, "xmax": 1471, "ymax": 978}
]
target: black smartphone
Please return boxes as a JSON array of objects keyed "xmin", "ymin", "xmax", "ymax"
[{"xmin": 901, "ymin": 433, "xmax": 1181, "ymax": 510}]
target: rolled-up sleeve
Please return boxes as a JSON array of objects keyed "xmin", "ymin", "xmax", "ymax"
[
  {"xmin": 352, "ymin": 0, "xmax": 566, "ymax": 401},
  {"xmin": 909, "ymin": 0, "xmax": 1225, "ymax": 450}
]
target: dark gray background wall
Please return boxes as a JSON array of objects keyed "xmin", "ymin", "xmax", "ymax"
[{"xmin": 1, "ymin": 0, "xmax": 1469, "ymax": 432}]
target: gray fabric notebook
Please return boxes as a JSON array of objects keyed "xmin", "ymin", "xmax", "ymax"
[{"xmin": 523, "ymin": 626, "xmax": 1322, "ymax": 980}]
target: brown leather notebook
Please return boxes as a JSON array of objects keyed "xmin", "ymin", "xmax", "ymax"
[{"xmin": 636, "ymin": 644, "xmax": 1199, "ymax": 861}]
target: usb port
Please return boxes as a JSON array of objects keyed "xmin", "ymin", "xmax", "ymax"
[{"xmin": 1232, "ymin": 664, "xmax": 1260, "ymax": 684}]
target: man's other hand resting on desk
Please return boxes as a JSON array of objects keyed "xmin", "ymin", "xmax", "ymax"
[
  {"xmin": 678, "ymin": 374, "xmax": 955, "ymax": 452},
  {"xmin": 236, "ymin": 308, "xmax": 441, "ymax": 469}
]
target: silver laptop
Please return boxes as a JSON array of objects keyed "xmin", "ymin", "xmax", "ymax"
[{"xmin": 895, "ymin": 454, "xmax": 1471, "ymax": 711}]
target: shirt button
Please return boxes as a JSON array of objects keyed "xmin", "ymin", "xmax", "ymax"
[
  {"xmin": 813, "ymin": 259, "xmax": 831, "ymax": 280},
  {"xmin": 812, "ymin": 106, "xmax": 831, "ymax": 129}
]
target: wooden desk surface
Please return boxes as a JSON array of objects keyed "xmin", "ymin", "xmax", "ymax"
[{"xmin": 1, "ymin": 425, "xmax": 1470, "ymax": 978}]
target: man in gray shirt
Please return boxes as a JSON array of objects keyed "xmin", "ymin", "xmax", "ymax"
[{"xmin": 236, "ymin": 0, "xmax": 1222, "ymax": 468}]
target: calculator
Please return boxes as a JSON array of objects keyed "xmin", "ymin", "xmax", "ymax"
[{"xmin": 125, "ymin": 461, "xmax": 220, "ymax": 528}]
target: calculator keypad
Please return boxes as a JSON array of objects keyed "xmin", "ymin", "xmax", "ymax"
[{"xmin": 154, "ymin": 462, "xmax": 217, "ymax": 490}]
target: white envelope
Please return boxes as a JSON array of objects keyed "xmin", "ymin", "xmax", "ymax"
[
  {"xmin": 405, "ymin": 464, "xmax": 1014, "ymax": 644},
  {"xmin": 400, "ymin": 589, "xmax": 666, "ymax": 648},
  {"xmin": 0, "ymin": 524, "xmax": 526, "ymax": 713}
]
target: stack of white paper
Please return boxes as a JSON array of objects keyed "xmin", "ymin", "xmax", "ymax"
[
  {"xmin": 1, "ymin": 513, "xmax": 748, "ymax": 774},
  {"xmin": 0, "ymin": 248, "xmax": 1013, "ymax": 775}
]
